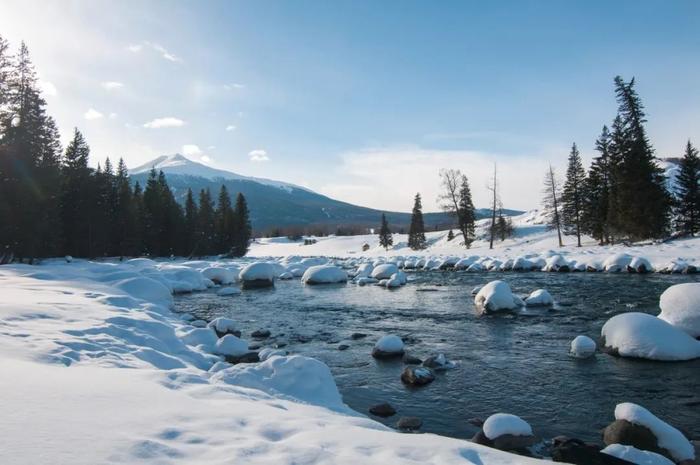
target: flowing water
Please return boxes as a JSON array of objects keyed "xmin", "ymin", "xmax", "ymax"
[{"xmin": 176, "ymin": 271, "xmax": 700, "ymax": 443}]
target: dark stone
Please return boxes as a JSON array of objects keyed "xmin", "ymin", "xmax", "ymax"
[
  {"xmin": 372, "ymin": 348, "xmax": 404, "ymax": 359},
  {"xmin": 241, "ymin": 279, "xmax": 274, "ymax": 289},
  {"xmin": 225, "ymin": 351, "xmax": 260, "ymax": 364},
  {"xmin": 402, "ymin": 354, "xmax": 423, "ymax": 365},
  {"xmin": 400, "ymin": 366, "xmax": 435, "ymax": 386},
  {"xmin": 684, "ymin": 265, "xmax": 698, "ymax": 274},
  {"xmin": 251, "ymin": 329, "xmax": 271, "ymax": 339},
  {"xmin": 215, "ymin": 329, "xmax": 242, "ymax": 338},
  {"xmin": 603, "ymin": 419, "xmax": 670, "ymax": 460},
  {"xmin": 249, "ymin": 343, "xmax": 262, "ymax": 350},
  {"xmin": 422, "ymin": 355, "xmax": 452, "ymax": 371},
  {"xmin": 351, "ymin": 332, "xmax": 367, "ymax": 340},
  {"xmin": 558, "ymin": 265, "xmax": 571, "ymax": 272},
  {"xmin": 338, "ymin": 344, "xmax": 350, "ymax": 351},
  {"xmin": 396, "ymin": 416, "xmax": 422, "ymax": 431},
  {"xmin": 471, "ymin": 430, "xmax": 492, "ymax": 446},
  {"xmin": 552, "ymin": 438, "xmax": 632, "ymax": 464},
  {"xmin": 369, "ymin": 402, "xmax": 396, "ymax": 418},
  {"xmin": 467, "ymin": 417, "xmax": 484, "ymax": 427},
  {"xmin": 492, "ymin": 433, "xmax": 538, "ymax": 451}
]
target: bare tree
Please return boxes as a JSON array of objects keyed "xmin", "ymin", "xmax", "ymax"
[
  {"xmin": 438, "ymin": 168, "xmax": 475, "ymax": 248},
  {"xmin": 543, "ymin": 164, "xmax": 564, "ymax": 247},
  {"xmin": 487, "ymin": 164, "xmax": 498, "ymax": 249}
]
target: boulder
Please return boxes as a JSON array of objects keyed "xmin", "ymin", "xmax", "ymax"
[
  {"xmin": 552, "ymin": 438, "xmax": 632, "ymax": 465},
  {"xmin": 603, "ymin": 420, "xmax": 667, "ymax": 459},
  {"xmin": 400, "ymin": 366, "xmax": 435, "ymax": 386},
  {"xmin": 239, "ymin": 262, "xmax": 275, "ymax": 289},
  {"xmin": 369, "ymin": 402, "xmax": 396, "ymax": 418},
  {"xmin": 422, "ymin": 353, "xmax": 456, "ymax": 370},
  {"xmin": 396, "ymin": 416, "xmax": 422, "ymax": 431},
  {"xmin": 251, "ymin": 329, "xmax": 271, "ymax": 339},
  {"xmin": 372, "ymin": 335, "xmax": 405, "ymax": 359}
]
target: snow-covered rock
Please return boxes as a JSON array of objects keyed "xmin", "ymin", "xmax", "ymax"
[
  {"xmin": 354, "ymin": 263, "xmax": 374, "ymax": 278},
  {"xmin": 466, "ymin": 262, "xmax": 484, "ymax": 272},
  {"xmin": 258, "ymin": 347, "xmax": 288, "ymax": 361},
  {"xmin": 627, "ymin": 256, "xmax": 653, "ymax": 273},
  {"xmin": 524, "ymin": 289, "xmax": 553, "ymax": 306},
  {"xmin": 239, "ymin": 262, "xmax": 275, "ymax": 288},
  {"xmin": 201, "ymin": 266, "xmax": 237, "ymax": 284},
  {"xmin": 278, "ymin": 271, "xmax": 293, "ymax": 280},
  {"xmin": 371, "ymin": 263, "xmax": 399, "ymax": 280},
  {"xmin": 356, "ymin": 277, "xmax": 378, "ymax": 286},
  {"xmin": 372, "ymin": 335, "xmax": 405, "ymax": 359},
  {"xmin": 214, "ymin": 334, "xmax": 249, "ymax": 357},
  {"xmin": 180, "ymin": 327, "xmax": 219, "ymax": 352},
  {"xmin": 601, "ymin": 312, "xmax": 700, "ymax": 361},
  {"xmin": 422, "ymin": 353, "xmax": 456, "ymax": 370},
  {"xmin": 208, "ymin": 317, "xmax": 240, "ymax": 337},
  {"xmin": 511, "ymin": 257, "xmax": 534, "ymax": 271},
  {"xmin": 601, "ymin": 444, "xmax": 675, "ymax": 465},
  {"xmin": 474, "ymin": 280, "xmax": 522, "ymax": 313},
  {"xmin": 454, "ymin": 256, "xmax": 478, "ymax": 270},
  {"xmin": 212, "ymin": 355, "xmax": 344, "ymax": 410},
  {"xmin": 543, "ymin": 255, "xmax": 570, "ymax": 272},
  {"xmin": 603, "ymin": 253, "xmax": 633, "ymax": 272},
  {"xmin": 612, "ymin": 402, "xmax": 695, "ymax": 463},
  {"xmin": 483, "ymin": 413, "xmax": 533, "ymax": 440},
  {"xmin": 570, "ymin": 335, "xmax": 596, "ymax": 358},
  {"xmin": 217, "ymin": 286, "xmax": 241, "ymax": 296},
  {"xmin": 301, "ymin": 265, "xmax": 348, "ymax": 285},
  {"xmin": 658, "ymin": 283, "xmax": 700, "ymax": 338}
]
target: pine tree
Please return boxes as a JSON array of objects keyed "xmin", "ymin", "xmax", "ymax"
[
  {"xmin": 113, "ymin": 158, "xmax": 138, "ymax": 256},
  {"xmin": 196, "ymin": 188, "xmax": 215, "ymax": 256},
  {"xmin": 583, "ymin": 126, "xmax": 613, "ymax": 244},
  {"xmin": 142, "ymin": 168, "xmax": 162, "ymax": 256},
  {"xmin": 447, "ymin": 229, "xmax": 455, "ymax": 241},
  {"xmin": 183, "ymin": 188, "xmax": 198, "ymax": 256},
  {"xmin": 674, "ymin": 141, "xmax": 700, "ymax": 235},
  {"xmin": 378, "ymin": 213, "xmax": 392, "ymax": 250},
  {"xmin": 60, "ymin": 128, "xmax": 92, "ymax": 257},
  {"xmin": 543, "ymin": 164, "xmax": 564, "ymax": 247},
  {"xmin": 408, "ymin": 193, "xmax": 426, "ymax": 250},
  {"xmin": 611, "ymin": 76, "xmax": 670, "ymax": 240},
  {"xmin": 457, "ymin": 175, "xmax": 476, "ymax": 247},
  {"xmin": 231, "ymin": 193, "xmax": 251, "ymax": 257},
  {"xmin": 561, "ymin": 143, "xmax": 587, "ymax": 246},
  {"xmin": 214, "ymin": 185, "xmax": 235, "ymax": 253},
  {"xmin": 494, "ymin": 209, "xmax": 514, "ymax": 241}
]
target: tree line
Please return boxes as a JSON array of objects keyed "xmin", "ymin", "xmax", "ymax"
[
  {"xmin": 547, "ymin": 76, "xmax": 699, "ymax": 246},
  {"xmin": 0, "ymin": 35, "xmax": 251, "ymax": 262}
]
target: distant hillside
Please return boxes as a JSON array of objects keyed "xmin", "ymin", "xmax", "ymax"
[{"xmin": 130, "ymin": 154, "xmax": 523, "ymax": 231}]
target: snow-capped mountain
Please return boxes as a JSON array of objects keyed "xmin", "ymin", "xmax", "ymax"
[{"xmin": 129, "ymin": 154, "xmax": 522, "ymax": 230}]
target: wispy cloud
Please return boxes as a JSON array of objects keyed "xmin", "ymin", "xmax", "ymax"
[
  {"xmin": 127, "ymin": 41, "xmax": 182, "ymax": 63},
  {"xmin": 182, "ymin": 144, "xmax": 202, "ymax": 156},
  {"xmin": 39, "ymin": 80, "xmax": 57, "ymax": 96},
  {"xmin": 84, "ymin": 108, "xmax": 103, "ymax": 120},
  {"xmin": 225, "ymin": 124, "xmax": 236, "ymax": 132},
  {"xmin": 143, "ymin": 117, "xmax": 185, "ymax": 128},
  {"xmin": 101, "ymin": 81, "xmax": 124, "ymax": 91},
  {"xmin": 223, "ymin": 83, "xmax": 245, "ymax": 91},
  {"xmin": 249, "ymin": 149, "xmax": 269, "ymax": 162}
]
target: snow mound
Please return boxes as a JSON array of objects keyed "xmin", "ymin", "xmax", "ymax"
[
  {"xmin": 201, "ymin": 266, "xmax": 237, "ymax": 284},
  {"xmin": 214, "ymin": 334, "xmax": 249, "ymax": 357},
  {"xmin": 601, "ymin": 312, "xmax": 700, "ymax": 361},
  {"xmin": 570, "ymin": 335, "xmax": 596, "ymax": 358},
  {"xmin": 603, "ymin": 253, "xmax": 633, "ymax": 272},
  {"xmin": 628, "ymin": 256, "xmax": 653, "ymax": 273},
  {"xmin": 208, "ymin": 317, "xmax": 239, "ymax": 336},
  {"xmin": 374, "ymin": 335, "xmax": 404, "ymax": 353},
  {"xmin": 239, "ymin": 262, "xmax": 275, "ymax": 282},
  {"xmin": 113, "ymin": 277, "xmax": 173, "ymax": 307},
  {"xmin": 474, "ymin": 280, "xmax": 521, "ymax": 313},
  {"xmin": 614, "ymin": 402, "xmax": 695, "ymax": 462},
  {"xmin": 483, "ymin": 413, "xmax": 533, "ymax": 440},
  {"xmin": 543, "ymin": 255, "xmax": 570, "ymax": 272},
  {"xmin": 371, "ymin": 263, "xmax": 399, "ymax": 280},
  {"xmin": 658, "ymin": 283, "xmax": 700, "ymax": 338},
  {"xmin": 354, "ymin": 263, "xmax": 374, "ymax": 278},
  {"xmin": 524, "ymin": 289, "xmax": 553, "ymax": 306},
  {"xmin": 301, "ymin": 265, "xmax": 348, "ymax": 285},
  {"xmin": 601, "ymin": 444, "xmax": 675, "ymax": 465},
  {"xmin": 213, "ymin": 355, "xmax": 345, "ymax": 410}
]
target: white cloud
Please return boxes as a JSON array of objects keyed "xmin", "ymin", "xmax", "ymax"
[
  {"xmin": 223, "ymin": 83, "xmax": 245, "ymax": 91},
  {"xmin": 101, "ymin": 81, "xmax": 124, "ymax": 91},
  {"xmin": 200, "ymin": 155, "xmax": 212, "ymax": 163},
  {"xmin": 127, "ymin": 41, "xmax": 181, "ymax": 63},
  {"xmin": 319, "ymin": 145, "xmax": 553, "ymax": 212},
  {"xmin": 225, "ymin": 124, "xmax": 236, "ymax": 132},
  {"xmin": 182, "ymin": 144, "xmax": 202, "ymax": 156},
  {"xmin": 108, "ymin": 112, "xmax": 118, "ymax": 119},
  {"xmin": 84, "ymin": 108, "xmax": 104, "ymax": 120},
  {"xmin": 39, "ymin": 80, "xmax": 57, "ymax": 96},
  {"xmin": 143, "ymin": 117, "xmax": 185, "ymax": 128},
  {"xmin": 249, "ymin": 149, "xmax": 269, "ymax": 162}
]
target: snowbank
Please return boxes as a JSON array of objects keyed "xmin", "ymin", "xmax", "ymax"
[
  {"xmin": 658, "ymin": 283, "xmax": 700, "ymax": 338},
  {"xmin": 614, "ymin": 402, "xmax": 695, "ymax": 462},
  {"xmin": 482, "ymin": 413, "xmax": 533, "ymax": 440},
  {"xmin": 474, "ymin": 280, "xmax": 521, "ymax": 313},
  {"xmin": 601, "ymin": 312, "xmax": 700, "ymax": 361},
  {"xmin": 301, "ymin": 265, "xmax": 348, "ymax": 285}
]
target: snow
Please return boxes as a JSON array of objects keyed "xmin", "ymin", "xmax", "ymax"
[
  {"xmin": 614, "ymin": 402, "xmax": 695, "ymax": 462},
  {"xmin": 301, "ymin": 265, "xmax": 348, "ymax": 284},
  {"xmin": 239, "ymin": 262, "xmax": 275, "ymax": 282},
  {"xmin": 214, "ymin": 334, "xmax": 249, "ymax": 357},
  {"xmin": 207, "ymin": 317, "xmax": 239, "ymax": 335},
  {"xmin": 524, "ymin": 289, "xmax": 553, "ymax": 306},
  {"xmin": 570, "ymin": 335, "xmax": 596, "ymax": 358},
  {"xmin": 603, "ymin": 253, "xmax": 633, "ymax": 272},
  {"xmin": 628, "ymin": 256, "xmax": 653, "ymax": 273},
  {"xmin": 371, "ymin": 263, "xmax": 399, "ymax": 280},
  {"xmin": 601, "ymin": 444, "xmax": 675, "ymax": 465},
  {"xmin": 601, "ymin": 312, "xmax": 700, "ymax": 361},
  {"xmin": 201, "ymin": 266, "xmax": 237, "ymax": 284},
  {"xmin": 543, "ymin": 254, "xmax": 569, "ymax": 272},
  {"xmin": 0, "ymin": 260, "xmax": 554, "ymax": 465},
  {"xmin": 474, "ymin": 280, "xmax": 522, "ymax": 312},
  {"xmin": 374, "ymin": 335, "xmax": 404, "ymax": 353},
  {"xmin": 658, "ymin": 283, "xmax": 700, "ymax": 338},
  {"xmin": 482, "ymin": 413, "xmax": 533, "ymax": 440}
]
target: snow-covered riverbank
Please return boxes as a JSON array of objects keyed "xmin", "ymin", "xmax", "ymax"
[
  {"xmin": 0, "ymin": 260, "xmax": 552, "ymax": 465},
  {"xmin": 249, "ymin": 211, "xmax": 700, "ymax": 272}
]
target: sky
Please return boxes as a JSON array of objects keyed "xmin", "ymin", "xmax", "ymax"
[{"xmin": 1, "ymin": 0, "xmax": 699, "ymax": 212}]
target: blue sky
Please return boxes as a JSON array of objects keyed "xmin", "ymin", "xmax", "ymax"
[{"xmin": 1, "ymin": 0, "xmax": 699, "ymax": 211}]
